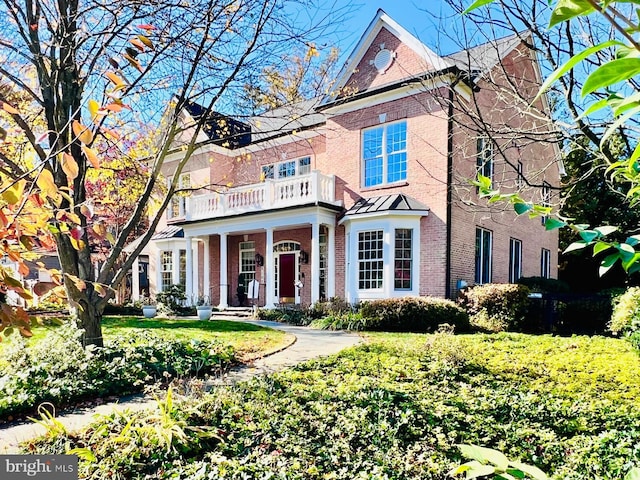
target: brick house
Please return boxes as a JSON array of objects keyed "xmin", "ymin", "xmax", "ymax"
[{"xmin": 133, "ymin": 9, "xmax": 561, "ymax": 308}]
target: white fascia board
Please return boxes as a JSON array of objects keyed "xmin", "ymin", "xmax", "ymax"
[
  {"xmin": 323, "ymin": 74, "xmax": 470, "ymax": 117},
  {"xmin": 339, "ymin": 209, "xmax": 429, "ymax": 226},
  {"xmin": 182, "ymin": 206, "xmax": 338, "ymax": 237}
]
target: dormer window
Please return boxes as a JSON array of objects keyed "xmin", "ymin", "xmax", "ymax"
[{"xmin": 261, "ymin": 156, "xmax": 311, "ymax": 180}]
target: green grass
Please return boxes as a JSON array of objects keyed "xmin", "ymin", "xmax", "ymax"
[
  {"xmin": 2, "ymin": 316, "xmax": 292, "ymax": 361},
  {"xmin": 29, "ymin": 331, "xmax": 640, "ymax": 479}
]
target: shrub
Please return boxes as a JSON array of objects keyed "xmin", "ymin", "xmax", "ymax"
[
  {"xmin": 306, "ymin": 297, "xmax": 354, "ymax": 319},
  {"xmin": 517, "ymin": 276, "xmax": 570, "ymax": 293},
  {"xmin": 358, "ymin": 296, "xmax": 469, "ymax": 333},
  {"xmin": 459, "ymin": 284, "xmax": 530, "ymax": 332},
  {"xmin": 0, "ymin": 323, "xmax": 235, "ymax": 420},
  {"xmin": 609, "ymin": 287, "xmax": 640, "ymax": 336}
]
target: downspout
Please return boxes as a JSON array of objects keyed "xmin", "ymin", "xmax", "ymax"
[{"xmin": 445, "ymin": 87, "xmax": 454, "ymax": 299}]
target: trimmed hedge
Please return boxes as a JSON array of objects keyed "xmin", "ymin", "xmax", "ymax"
[
  {"xmin": 458, "ymin": 283, "xmax": 530, "ymax": 332},
  {"xmin": 358, "ymin": 296, "xmax": 469, "ymax": 333}
]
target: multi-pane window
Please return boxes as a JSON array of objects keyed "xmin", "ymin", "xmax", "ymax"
[
  {"xmin": 516, "ymin": 161, "xmax": 524, "ymax": 188},
  {"xmin": 475, "ymin": 227, "xmax": 492, "ymax": 284},
  {"xmin": 541, "ymin": 248, "xmax": 551, "ymax": 279},
  {"xmin": 541, "ymin": 181, "xmax": 551, "ymax": 225},
  {"xmin": 394, "ymin": 229, "xmax": 412, "ymax": 290},
  {"xmin": 476, "ymin": 136, "xmax": 494, "ymax": 181},
  {"xmin": 178, "ymin": 249, "xmax": 186, "ymax": 287},
  {"xmin": 239, "ymin": 241, "xmax": 256, "ymax": 290},
  {"xmin": 168, "ymin": 173, "xmax": 191, "ymax": 219},
  {"xmin": 261, "ymin": 157, "xmax": 311, "ymax": 180},
  {"xmin": 161, "ymin": 251, "xmax": 173, "ymax": 291},
  {"xmin": 362, "ymin": 121, "xmax": 407, "ymax": 187},
  {"xmin": 509, "ymin": 238, "xmax": 522, "ymax": 283},
  {"xmin": 319, "ymin": 226, "xmax": 328, "ymax": 300},
  {"xmin": 358, "ymin": 230, "xmax": 384, "ymax": 290}
]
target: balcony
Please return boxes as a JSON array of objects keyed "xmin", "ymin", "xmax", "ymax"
[{"xmin": 184, "ymin": 171, "xmax": 338, "ymax": 222}]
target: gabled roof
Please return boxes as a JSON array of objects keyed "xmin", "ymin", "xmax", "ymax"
[
  {"xmin": 321, "ymin": 9, "xmax": 453, "ymax": 107},
  {"xmin": 248, "ymin": 98, "xmax": 325, "ymax": 143},
  {"xmin": 445, "ymin": 32, "xmax": 523, "ymax": 78},
  {"xmin": 343, "ymin": 194, "xmax": 430, "ymax": 217},
  {"xmin": 183, "ymin": 101, "xmax": 251, "ymax": 149}
]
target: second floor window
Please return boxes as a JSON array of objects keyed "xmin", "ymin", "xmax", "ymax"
[
  {"xmin": 476, "ymin": 136, "xmax": 494, "ymax": 181},
  {"xmin": 362, "ymin": 120, "xmax": 407, "ymax": 187},
  {"xmin": 261, "ymin": 157, "xmax": 311, "ymax": 180},
  {"xmin": 168, "ymin": 173, "xmax": 190, "ymax": 219}
]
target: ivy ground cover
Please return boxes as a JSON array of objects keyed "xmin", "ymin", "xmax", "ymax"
[{"xmin": 29, "ymin": 332, "xmax": 640, "ymax": 479}]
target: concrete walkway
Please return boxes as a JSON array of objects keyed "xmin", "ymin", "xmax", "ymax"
[{"xmin": 0, "ymin": 319, "xmax": 361, "ymax": 453}]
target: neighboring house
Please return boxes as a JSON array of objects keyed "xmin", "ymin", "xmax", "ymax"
[{"xmin": 142, "ymin": 9, "xmax": 561, "ymax": 308}]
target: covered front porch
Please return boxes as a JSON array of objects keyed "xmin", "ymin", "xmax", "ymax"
[{"xmin": 162, "ymin": 205, "xmax": 340, "ymax": 309}]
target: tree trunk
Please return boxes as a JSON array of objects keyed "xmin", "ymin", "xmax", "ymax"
[{"xmin": 76, "ymin": 299, "xmax": 104, "ymax": 348}]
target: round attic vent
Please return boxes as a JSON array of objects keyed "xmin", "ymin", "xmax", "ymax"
[{"xmin": 373, "ymin": 48, "xmax": 394, "ymax": 73}]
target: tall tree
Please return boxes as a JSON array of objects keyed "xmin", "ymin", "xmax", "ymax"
[{"xmin": 0, "ymin": 0, "xmax": 342, "ymax": 346}]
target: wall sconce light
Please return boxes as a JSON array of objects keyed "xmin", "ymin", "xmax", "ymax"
[
  {"xmin": 255, "ymin": 253, "xmax": 264, "ymax": 266},
  {"xmin": 299, "ymin": 250, "xmax": 309, "ymax": 264}
]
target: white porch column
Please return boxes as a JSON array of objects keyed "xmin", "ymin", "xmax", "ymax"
[
  {"xmin": 203, "ymin": 236, "xmax": 210, "ymax": 302},
  {"xmin": 185, "ymin": 236, "xmax": 193, "ymax": 305},
  {"xmin": 132, "ymin": 256, "xmax": 140, "ymax": 301},
  {"xmin": 155, "ymin": 248, "xmax": 163, "ymax": 295},
  {"xmin": 219, "ymin": 233, "xmax": 229, "ymax": 309},
  {"xmin": 311, "ymin": 222, "xmax": 320, "ymax": 304},
  {"xmin": 192, "ymin": 238, "xmax": 199, "ymax": 302},
  {"xmin": 265, "ymin": 227, "xmax": 275, "ymax": 308},
  {"xmin": 327, "ymin": 223, "xmax": 336, "ymax": 299}
]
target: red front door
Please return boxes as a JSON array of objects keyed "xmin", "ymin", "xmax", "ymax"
[{"xmin": 279, "ymin": 253, "xmax": 296, "ymax": 302}]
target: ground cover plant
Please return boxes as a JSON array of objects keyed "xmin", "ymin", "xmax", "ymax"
[
  {"xmin": 28, "ymin": 332, "xmax": 640, "ymax": 479},
  {"xmin": 0, "ymin": 318, "xmax": 292, "ymax": 421}
]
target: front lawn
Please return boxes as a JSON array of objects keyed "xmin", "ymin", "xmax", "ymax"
[
  {"xmin": 29, "ymin": 332, "xmax": 640, "ymax": 479},
  {"xmin": 101, "ymin": 317, "xmax": 293, "ymax": 361}
]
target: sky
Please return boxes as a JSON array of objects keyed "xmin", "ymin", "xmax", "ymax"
[{"xmin": 324, "ymin": 1, "xmax": 473, "ymax": 62}]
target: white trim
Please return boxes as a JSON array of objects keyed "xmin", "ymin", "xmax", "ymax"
[
  {"xmin": 322, "ymin": 74, "xmax": 471, "ymax": 116},
  {"xmin": 324, "ymin": 9, "xmax": 452, "ymax": 107}
]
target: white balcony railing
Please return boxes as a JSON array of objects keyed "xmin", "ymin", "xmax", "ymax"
[{"xmin": 185, "ymin": 170, "xmax": 337, "ymax": 221}]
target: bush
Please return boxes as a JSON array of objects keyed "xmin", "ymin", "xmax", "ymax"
[
  {"xmin": 306, "ymin": 297, "xmax": 354, "ymax": 320},
  {"xmin": 0, "ymin": 323, "xmax": 235, "ymax": 420},
  {"xmin": 358, "ymin": 296, "xmax": 469, "ymax": 333},
  {"xmin": 609, "ymin": 287, "xmax": 640, "ymax": 336},
  {"xmin": 517, "ymin": 276, "xmax": 570, "ymax": 293},
  {"xmin": 459, "ymin": 284, "xmax": 530, "ymax": 332}
]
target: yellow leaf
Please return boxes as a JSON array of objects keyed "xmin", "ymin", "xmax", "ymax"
[
  {"xmin": 137, "ymin": 35, "xmax": 154, "ymax": 50},
  {"xmin": 1, "ymin": 180, "xmax": 25, "ymax": 205},
  {"xmin": 106, "ymin": 71, "xmax": 126, "ymax": 87},
  {"xmin": 88, "ymin": 99, "xmax": 100, "ymax": 120},
  {"xmin": 61, "ymin": 152, "xmax": 79, "ymax": 180},
  {"xmin": 130, "ymin": 38, "xmax": 146, "ymax": 51},
  {"xmin": 36, "ymin": 169, "xmax": 58, "ymax": 199},
  {"xmin": 92, "ymin": 222, "xmax": 107, "ymax": 238},
  {"xmin": 123, "ymin": 53, "xmax": 143, "ymax": 73},
  {"xmin": 82, "ymin": 145, "xmax": 100, "ymax": 169},
  {"xmin": 72, "ymin": 120, "xmax": 93, "ymax": 145},
  {"xmin": 1, "ymin": 102, "xmax": 19, "ymax": 114}
]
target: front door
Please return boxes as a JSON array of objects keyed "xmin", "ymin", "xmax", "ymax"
[{"xmin": 279, "ymin": 253, "xmax": 296, "ymax": 303}]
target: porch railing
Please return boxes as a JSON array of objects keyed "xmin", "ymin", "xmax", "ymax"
[{"xmin": 185, "ymin": 170, "xmax": 337, "ymax": 221}]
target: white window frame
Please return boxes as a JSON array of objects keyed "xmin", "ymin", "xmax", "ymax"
[
  {"xmin": 475, "ymin": 227, "xmax": 492, "ymax": 284},
  {"xmin": 358, "ymin": 230, "xmax": 384, "ymax": 290},
  {"xmin": 239, "ymin": 241, "xmax": 256, "ymax": 291},
  {"xmin": 362, "ymin": 120, "xmax": 407, "ymax": 188},
  {"xmin": 168, "ymin": 173, "xmax": 191, "ymax": 219},
  {"xmin": 541, "ymin": 248, "xmax": 551, "ymax": 279},
  {"xmin": 261, "ymin": 156, "xmax": 312, "ymax": 181},
  {"xmin": 394, "ymin": 228, "xmax": 412, "ymax": 290},
  {"xmin": 476, "ymin": 136, "xmax": 494, "ymax": 181},
  {"xmin": 541, "ymin": 181, "xmax": 551, "ymax": 225},
  {"xmin": 161, "ymin": 251, "xmax": 173, "ymax": 291},
  {"xmin": 509, "ymin": 238, "xmax": 522, "ymax": 283}
]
